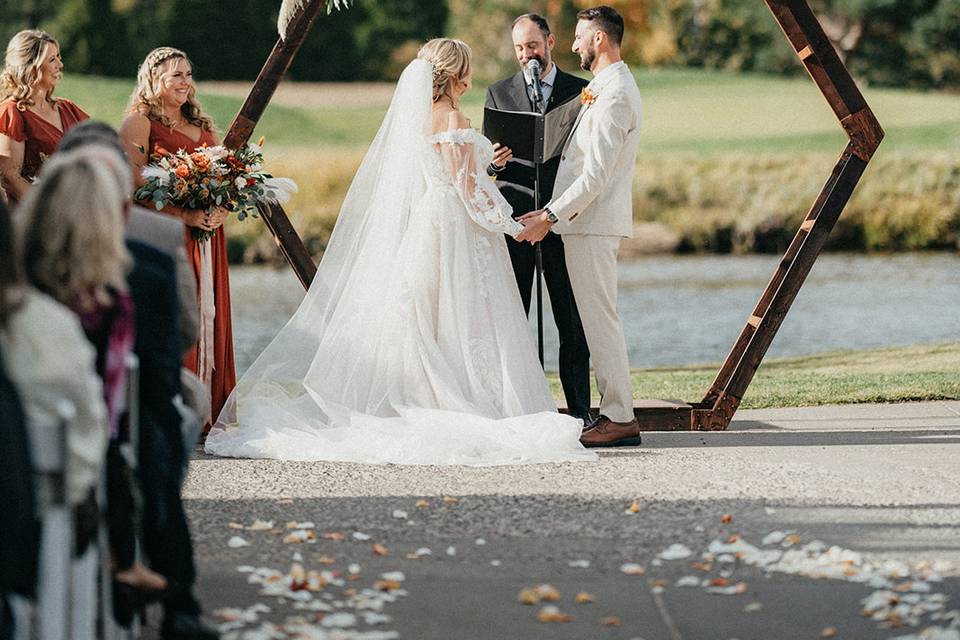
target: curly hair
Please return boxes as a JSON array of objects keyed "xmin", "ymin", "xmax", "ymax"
[
  {"xmin": 417, "ymin": 38, "xmax": 472, "ymax": 104},
  {"xmin": 17, "ymin": 150, "xmax": 130, "ymax": 312},
  {"xmin": 127, "ymin": 46, "xmax": 215, "ymax": 131},
  {"xmin": 1, "ymin": 30, "xmax": 60, "ymax": 111}
]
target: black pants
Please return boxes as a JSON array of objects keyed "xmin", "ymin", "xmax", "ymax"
[
  {"xmin": 106, "ymin": 441, "xmax": 136, "ymax": 571},
  {"xmin": 138, "ymin": 409, "xmax": 200, "ymax": 616},
  {"xmin": 506, "ymin": 231, "xmax": 591, "ymax": 419}
]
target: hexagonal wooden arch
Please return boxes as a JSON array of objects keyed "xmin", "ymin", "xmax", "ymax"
[{"xmin": 222, "ymin": 0, "xmax": 884, "ymax": 431}]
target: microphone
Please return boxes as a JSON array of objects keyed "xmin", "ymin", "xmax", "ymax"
[{"xmin": 528, "ymin": 59, "xmax": 544, "ymax": 107}]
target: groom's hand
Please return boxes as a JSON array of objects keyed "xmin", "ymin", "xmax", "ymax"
[{"xmin": 515, "ymin": 209, "xmax": 553, "ymax": 243}]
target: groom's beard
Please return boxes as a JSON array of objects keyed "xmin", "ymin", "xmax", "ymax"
[{"xmin": 579, "ymin": 43, "xmax": 596, "ymax": 71}]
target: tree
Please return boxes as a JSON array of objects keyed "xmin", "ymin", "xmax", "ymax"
[
  {"xmin": 907, "ymin": 0, "xmax": 960, "ymax": 87},
  {"xmin": 43, "ymin": 0, "xmax": 132, "ymax": 76}
]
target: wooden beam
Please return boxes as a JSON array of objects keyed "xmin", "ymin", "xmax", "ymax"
[
  {"xmin": 688, "ymin": 0, "xmax": 884, "ymax": 430},
  {"xmin": 221, "ymin": 0, "xmax": 333, "ymax": 289}
]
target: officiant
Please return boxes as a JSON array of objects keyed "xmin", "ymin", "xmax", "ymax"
[{"xmin": 485, "ymin": 13, "xmax": 591, "ymax": 425}]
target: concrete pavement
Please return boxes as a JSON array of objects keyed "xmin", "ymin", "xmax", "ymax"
[{"xmin": 176, "ymin": 401, "xmax": 960, "ymax": 639}]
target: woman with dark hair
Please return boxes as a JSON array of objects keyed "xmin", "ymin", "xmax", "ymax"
[{"xmin": 0, "ymin": 196, "xmax": 38, "ymax": 640}]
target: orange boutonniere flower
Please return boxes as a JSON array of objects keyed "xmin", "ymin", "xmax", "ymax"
[{"xmin": 580, "ymin": 87, "xmax": 597, "ymax": 106}]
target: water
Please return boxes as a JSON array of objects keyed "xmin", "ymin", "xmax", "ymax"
[{"xmin": 229, "ymin": 253, "xmax": 960, "ymax": 376}]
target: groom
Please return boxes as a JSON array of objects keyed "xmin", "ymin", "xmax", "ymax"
[
  {"xmin": 485, "ymin": 13, "xmax": 592, "ymax": 425},
  {"xmin": 517, "ymin": 5, "xmax": 642, "ymax": 447}
]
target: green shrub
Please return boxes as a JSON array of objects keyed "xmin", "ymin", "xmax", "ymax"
[{"xmin": 227, "ymin": 151, "xmax": 960, "ymax": 264}]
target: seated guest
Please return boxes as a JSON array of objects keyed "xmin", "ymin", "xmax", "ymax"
[
  {"xmin": 0, "ymin": 197, "xmax": 38, "ymax": 640},
  {"xmin": 0, "ymin": 30, "xmax": 88, "ymax": 204},
  {"xmin": 55, "ymin": 125, "xmax": 218, "ymax": 640},
  {"xmin": 14, "ymin": 151, "xmax": 168, "ymax": 611},
  {"xmin": 0, "ymin": 156, "xmax": 108, "ymax": 640},
  {"xmin": 59, "ymin": 120, "xmax": 207, "ymax": 431}
]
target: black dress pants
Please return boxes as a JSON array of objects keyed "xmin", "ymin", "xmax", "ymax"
[{"xmin": 505, "ymin": 230, "xmax": 591, "ymax": 419}]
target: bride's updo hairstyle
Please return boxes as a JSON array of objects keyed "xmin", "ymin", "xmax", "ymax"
[{"xmin": 417, "ymin": 38, "xmax": 472, "ymax": 104}]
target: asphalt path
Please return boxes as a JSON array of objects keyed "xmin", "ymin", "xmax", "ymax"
[{"xmin": 171, "ymin": 401, "xmax": 960, "ymax": 639}]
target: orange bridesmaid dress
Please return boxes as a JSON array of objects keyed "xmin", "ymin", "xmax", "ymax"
[
  {"xmin": 0, "ymin": 98, "xmax": 88, "ymax": 199},
  {"xmin": 147, "ymin": 120, "xmax": 236, "ymax": 428}
]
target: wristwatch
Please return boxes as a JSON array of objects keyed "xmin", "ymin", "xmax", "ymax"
[{"xmin": 544, "ymin": 207, "xmax": 558, "ymax": 224}]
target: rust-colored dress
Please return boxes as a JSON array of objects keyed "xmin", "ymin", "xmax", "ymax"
[
  {"xmin": 147, "ymin": 120, "xmax": 236, "ymax": 427},
  {"xmin": 0, "ymin": 98, "xmax": 88, "ymax": 197}
]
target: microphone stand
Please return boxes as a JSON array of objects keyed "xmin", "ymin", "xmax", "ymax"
[{"xmin": 531, "ymin": 71, "xmax": 545, "ymax": 368}]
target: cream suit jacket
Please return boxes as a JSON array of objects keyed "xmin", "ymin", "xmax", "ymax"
[{"xmin": 548, "ymin": 61, "xmax": 641, "ymax": 237}]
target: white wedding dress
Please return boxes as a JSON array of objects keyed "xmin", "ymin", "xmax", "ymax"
[{"xmin": 205, "ymin": 60, "xmax": 595, "ymax": 465}]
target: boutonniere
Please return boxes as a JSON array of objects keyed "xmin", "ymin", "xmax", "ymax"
[{"xmin": 580, "ymin": 87, "xmax": 598, "ymax": 107}]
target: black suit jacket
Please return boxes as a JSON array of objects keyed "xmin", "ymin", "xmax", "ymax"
[
  {"xmin": 0, "ymin": 348, "xmax": 39, "ymax": 598},
  {"xmin": 485, "ymin": 67, "xmax": 588, "ymax": 216},
  {"xmin": 125, "ymin": 240, "xmax": 185, "ymax": 493}
]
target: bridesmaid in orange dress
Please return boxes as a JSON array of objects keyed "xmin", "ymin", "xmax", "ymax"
[
  {"xmin": 119, "ymin": 47, "xmax": 235, "ymax": 430},
  {"xmin": 0, "ymin": 30, "xmax": 88, "ymax": 205}
]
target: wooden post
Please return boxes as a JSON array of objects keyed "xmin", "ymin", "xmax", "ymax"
[
  {"xmin": 227, "ymin": 0, "xmax": 884, "ymax": 423},
  {"xmin": 220, "ymin": 0, "xmax": 334, "ymax": 289},
  {"xmin": 687, "ymin": 0, "xmax": 884, "ymax": 430}
]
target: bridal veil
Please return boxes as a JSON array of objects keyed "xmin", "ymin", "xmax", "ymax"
[{"xmin": 205, "ymin": 60, "xmax": 595, "ymax": 464}]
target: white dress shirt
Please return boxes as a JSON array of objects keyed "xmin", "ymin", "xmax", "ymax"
[{"xmin": 523, "ymin": 62, "xmax": 557, "ymax": 112}]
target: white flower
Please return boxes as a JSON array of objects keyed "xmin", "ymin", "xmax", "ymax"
[
  {"xmin": 235, "ymin": 176, "xmax": 248, "ymax": 189},
  {"xmin": 261, "ymin": 177, "xmax": 298, "ymax": 204},
  {"xmin": 142, "ymin": 165, "xmax": 170, "ymax": 185}
]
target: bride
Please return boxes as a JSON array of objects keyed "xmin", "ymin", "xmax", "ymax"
[{"xmin": 205, "ymin": 39, "xmax": 596, "ymax": 465}]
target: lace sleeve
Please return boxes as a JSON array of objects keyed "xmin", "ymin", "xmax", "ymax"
[{"xmin": 433, "ymin": 130, "xmax": 523, "ymax": 237}]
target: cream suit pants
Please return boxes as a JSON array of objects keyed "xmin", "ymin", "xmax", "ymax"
[{"xmin": 561, "ymin": 234, "xmax": 634, "ymax": 423}]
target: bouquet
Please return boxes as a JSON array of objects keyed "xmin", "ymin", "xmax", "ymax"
[{"xmin": 135, "ymin": 137, "xmax": 297, "ymax": 241}]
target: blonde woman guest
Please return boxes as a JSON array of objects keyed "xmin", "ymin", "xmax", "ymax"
[
  {"xmin": 0, "ymin": 30, "xmax": 88, "ymax": 204},
  {"xmin": 119, "ymin": 47, "xmax": 235, "ymax": 430},
  {"xmin": 16, "ymin": 151, "xmax": 170, "ymax": 605},
  {"xmin": 2, "ymin": 159, "xmax": 110, "ymax": 640}
]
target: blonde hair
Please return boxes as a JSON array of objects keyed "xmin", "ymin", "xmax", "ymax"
[
  {"xmin": 417, "ymin": 38, "xmax": 472, "ymax": 103},
  {"xmin": 1, "ymin": 30, "xmax": 60, "ymax": 111},
  {"xmin": 17, "ymin": 150, "xmax": 130, "ymax": 311},
  {"xmin": 127, "ymin": 46, "xmax": 215, "ymax": 131}
]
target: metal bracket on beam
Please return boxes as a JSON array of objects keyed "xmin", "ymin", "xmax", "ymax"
[{"xmin": 691, "ymin": 393, "xmax": 742, "ymax": 431}]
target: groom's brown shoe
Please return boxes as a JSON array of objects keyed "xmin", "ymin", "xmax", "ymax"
[{"xmin": 580, "ymin": 416, "xmax": 641, "ymax": 448}]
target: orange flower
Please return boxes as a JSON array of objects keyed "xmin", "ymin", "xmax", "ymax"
[
  {"xmin": 175, "ymin": 164, "xmax": 190, "ymax": 178},
  {"xmin": 579, "ymin": 88, "xmax": 597, "ymax": 106},
  {"xmin": 190, "ymin": 152, "xmax": 210, "ymax": 167}
]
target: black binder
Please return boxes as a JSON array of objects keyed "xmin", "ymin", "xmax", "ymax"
[{"xmin": 482, "ymin": 95, "xmax": 582, "ymax": 164}]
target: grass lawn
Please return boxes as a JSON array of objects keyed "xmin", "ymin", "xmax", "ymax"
[
  {"xmin": 546, "ymin": 342, "xmax": 960, "ymax": 409},
  {"xmin": 58, "ymin": 68, "xmax": 960, "ymax": 155}
]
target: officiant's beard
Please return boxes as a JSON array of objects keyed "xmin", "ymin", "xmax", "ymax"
[
  {"xmin": 522, "ymin": 54, "xmax": 546, "ymax": 71},
  {"xmin": 579, "ymin": 42, "xmax": 596, "ymax": 72}
]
